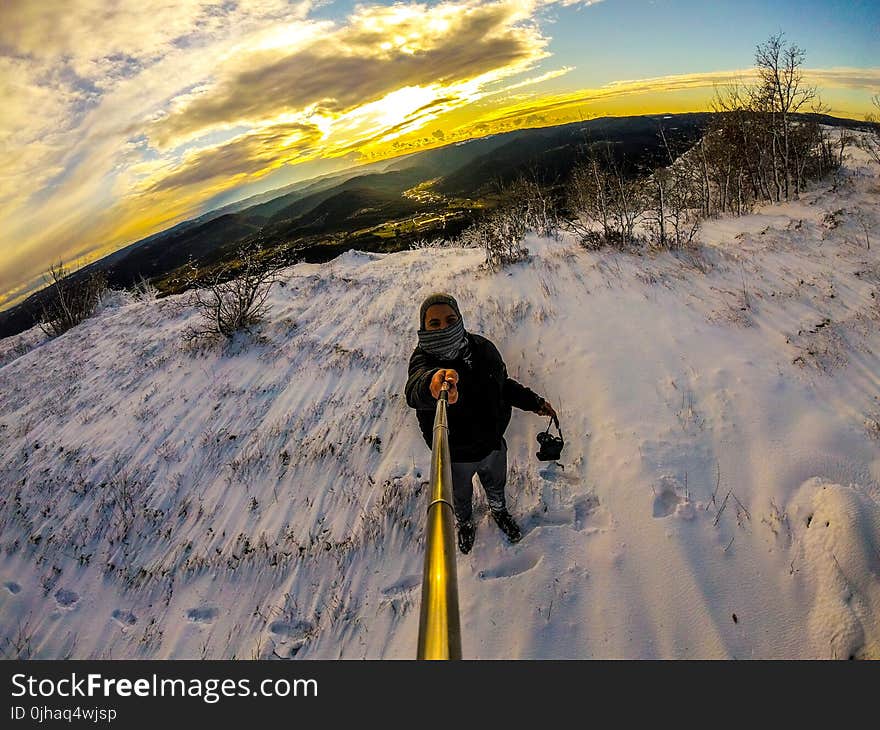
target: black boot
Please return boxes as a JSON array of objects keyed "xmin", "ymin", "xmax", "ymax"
[
  {"xmin": 491, "ymin": 509, "xmax": 522, "ymax": 543},
  {"xmin": 457, "ymin": 519, "xmax": 475, "ymax": 554}
]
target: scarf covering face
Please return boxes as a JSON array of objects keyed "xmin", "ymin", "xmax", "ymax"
[{"xmin": 418, "ymin": 317, "xmax": 473, "ymax": 366}]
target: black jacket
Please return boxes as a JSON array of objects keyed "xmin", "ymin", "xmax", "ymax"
[{"xmin": 404, "ymin": 332, "xmax": 544, "ymax": 462}]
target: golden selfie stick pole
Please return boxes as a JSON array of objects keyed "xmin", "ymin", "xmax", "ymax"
[{"xmin": 416, "ymin": 380, "xmax": 462, "ymax": 659}]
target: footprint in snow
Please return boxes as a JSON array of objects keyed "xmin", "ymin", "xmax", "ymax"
[
  {"xmin": 381, "ymin": 575, "xmax": 421, "ymax": 597},
  {"xmin": 478, "ymin": 550, "xmax": 542, "ymax": 580},
  {"xmin": 652, "ymin": 475, "xmax": 695, "ymax": 519},
  {"xmin": 54, "ymin": 589, "xmax": 79, "ymax": 608},
  {"xmin": 537, "ymin": 462, "xmax": 582, "ymax": 485},
  {"xmin": 522, "ymin": 507, "xmax": 572, "ymax": 533},
  {"xmin": 111, "ymin": 609, "xmax": 138, "ymax": 626},
  {"xmin": 573, "ymin": 494, "xmax": 611, "ymax": 531},
  {"xmin": 4, "ymin": 581, "xmax": 21, "ymax": 594},
  {"xmin": 268, "ymin": 619, "xmax": 313, "ymax": 640},
  {"xmin": 186, "ymin": 607, "xmax": 218, "ymax": 623},
  {"xmin": 521, "ymin": 492, "xmax": 608, "ymax": 535}
]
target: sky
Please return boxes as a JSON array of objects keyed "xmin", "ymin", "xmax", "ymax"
[{"xmin": 1, "ymin": 0, "xmax": 878, "ymax": 312}]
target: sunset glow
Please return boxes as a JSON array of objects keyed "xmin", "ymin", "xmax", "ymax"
[{"xmin": 1, "ymin": 0, "xmax": 877, "ymax": 310}]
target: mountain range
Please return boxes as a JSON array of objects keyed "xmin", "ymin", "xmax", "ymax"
[{"xmin": 1, "ymin": 111, "xmax": 863, "ymax": 340}]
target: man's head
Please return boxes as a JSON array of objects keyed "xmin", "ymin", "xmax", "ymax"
[{"xmin": 419, "ymin": 292, "xmax": 462, "ymax": 331}]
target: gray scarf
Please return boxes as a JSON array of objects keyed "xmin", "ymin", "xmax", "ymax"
[{"xmin": 417, "ymin": 318, "xmax": 473, "ymax": 367}]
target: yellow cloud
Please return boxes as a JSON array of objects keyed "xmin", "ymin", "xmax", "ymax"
[
  {"xmin": 138, "ymin": 122, "xmax": 324, "ymax": 194},
  {"xmin": 149, "ymin": 0, "xmax": 551, "ymax": 150}
]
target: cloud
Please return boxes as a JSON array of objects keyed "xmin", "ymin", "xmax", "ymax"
[
  {"xmin": 483, "ymin": 65, "xmax": 574, "ymax": 95},
  {"xmin": 0, "ymin": 1, "xmax": 311, "ymax": 79},
  {"xmin": 149, "ymin": 0, "xmax": 551, "ymax": 149},
  {"xmin": 141, "ymin": 122, "xmax": 324, "ymax": 193},
  {"xmin": 804, "ymin": 67, "xmax": 880, "ymax": 91},
  {"xmin": 0, "ymin": 56, "xmax": 92, "ymax": 212}
]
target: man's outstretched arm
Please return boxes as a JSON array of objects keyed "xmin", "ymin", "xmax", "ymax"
[{"xmin": 500, "ymin": 359, "xmax": 545, "ymax": 413}]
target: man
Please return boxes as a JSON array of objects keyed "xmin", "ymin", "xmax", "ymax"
[{"xmin": 404, "ymin": 292, "xmax": 558, "ymax": 554}]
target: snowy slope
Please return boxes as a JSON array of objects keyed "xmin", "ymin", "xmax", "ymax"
[{"xmin": 1, "ymin": 141, "xmax": 879, "ymax": 660}]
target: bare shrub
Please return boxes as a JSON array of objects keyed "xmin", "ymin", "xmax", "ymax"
[
  {"xmin": 564, "ymin": 143, "xmax": 649, "ymax": 250},
  {"xmin": 1, "ymin": 618, "xmax": 36, "ymax": 659},
  {"xmin": 182, "ymin": 240, "xmax": 286, "ymax": 341},
  {"xmin": 460, "ymin": 205, "xmax": 530, "ymax": 271},
  {"xmin": 453, "ymin": 174, "xmax": 561, "ymax": 269},
  {"xmin": 130, "ymin": 275, "xmax": 159, "ymax": 302},
  {"xmin": 503, "ymin": 173, "xmax": 562, "ymax": 239},
  {"xmin": 37, "ymin": 261, "xmax": 108, "ymax": 338},
  {"xmin": 409, "ymin": 237, "xmax": 449, "ymax": 250}
]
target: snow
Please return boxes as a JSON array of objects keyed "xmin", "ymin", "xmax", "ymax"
[{"xmin": 1, "ymin": 139, "xmax": 879, "ymax": 659}]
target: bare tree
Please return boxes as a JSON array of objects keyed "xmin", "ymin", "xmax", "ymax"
[
  {"xmin": 754, "ymin": 32, "xmax": 819, "ymax": 200},
  {"xmin": 37, "ymin": 261, "xmax": 108, "ymax": 338},
  {"xmin": 182, "ymin": 239, "xmax": 286, "ymax": 341},
  {"xmin": 504, "ymin": 168, "xmax": 562, "ymax": 239},
  {"xmin": 483, "ymin": 167, "xmax": 562, "ymax": 240},
  {"xmin": 700, "ymin": 34, "xmax": 843, "ymax": 217},
  {"xmin": 644, "ymin": 165, "xmax": 701, "ymax": 250},
  {"xmin": 711, "ymin": 82, "xmax": 773, "ymax": 205},
  {"xmin": 610, "ymin": 157, "xmax": 649, "ymax": 246},
  {"xmin": 566, "ymin": 153, "xmax": 613, "ymax": 246},
  {"xmin": 858, "ymin": 93, "xmax": 880, "ymax": 164},
  {"xmin": 562, "ymin": 32, "xmax": 842, "ymax": 253}
]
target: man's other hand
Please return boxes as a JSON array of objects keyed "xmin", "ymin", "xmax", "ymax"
[
  {"xmin": 430, "ymin": 369, "xmax": 459, "ymax": 404},
  {"xmin": 536, "ymin": 399, "xmax": 557, "ymax": 421}
]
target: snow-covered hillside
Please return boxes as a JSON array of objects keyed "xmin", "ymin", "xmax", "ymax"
[{"xmin": 1, "ymin": 141, "xmax": 879, "ymax": 660}]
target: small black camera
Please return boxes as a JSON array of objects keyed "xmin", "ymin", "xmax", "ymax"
[{"xmin": 536, "ymin": 417, "xmax": 564, "ymax": 461}]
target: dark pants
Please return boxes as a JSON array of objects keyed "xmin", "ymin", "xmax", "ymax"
[{"xmin": 450, "ymin": 437, "xmax": 507, "ymax": 524}]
